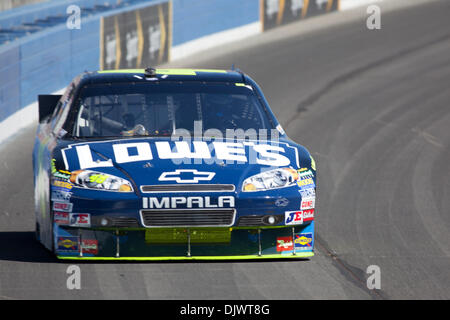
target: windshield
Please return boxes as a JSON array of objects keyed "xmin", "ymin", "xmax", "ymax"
[{"xmin": 71, "ymin": 82, "xmax": 275, "ymax": 138}]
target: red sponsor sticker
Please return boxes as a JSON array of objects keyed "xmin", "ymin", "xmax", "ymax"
[
  {"xmin": 54, "ymin": 211, "xmax": 70, "ymax": 224},
  {"xmin": 303, "ymin": 209, "xmax": 314, "ymax": 222},
  {"xmin": 300, "ymin": 198, "xmax": 315, "ymax": 210},
  {"xmin": 53, "ymin": 201, "xmax": 73, "ymax": 212},
  {"xmin": 81, "ymin": 239, "xmax": 98, "ymax": 255},
  {"xmin": 276, "ymin": 236, "xmax": 293, "ymax": 252}
]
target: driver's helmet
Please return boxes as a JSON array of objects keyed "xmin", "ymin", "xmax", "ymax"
[
  {"xmin": 122, "ymin": 113, "xmax": 135, "ymax": 130},
  {"xmin": 206, "ymin": 94, "xmax": 234, "ymax": 114}
]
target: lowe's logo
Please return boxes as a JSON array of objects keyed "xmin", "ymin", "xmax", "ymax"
[
  {"xmin": 142, "ymin": 196, "xmax": 235, "ymax": 209},
  {"xmin": 63, "ymin": 141, "xmax": 293, "ymax": 170}
]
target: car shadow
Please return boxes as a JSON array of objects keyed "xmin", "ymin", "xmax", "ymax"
[{"xmin": 0, "ymin": 231, "xmax": 58, "ymax": 263}]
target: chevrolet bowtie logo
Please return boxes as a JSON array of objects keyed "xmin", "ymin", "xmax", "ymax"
[{"xmin": 158, "ymin": 169, "xmax": 216, "ymax": 183}]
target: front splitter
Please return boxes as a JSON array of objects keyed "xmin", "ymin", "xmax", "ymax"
[{"xmin": 57, "ymin": 252, "xmax": 314, "ymax": 261}]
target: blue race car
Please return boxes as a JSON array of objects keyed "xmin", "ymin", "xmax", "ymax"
[{"xmin": 33, "ymin": 68, "xmax": 316, "ymax": 260}]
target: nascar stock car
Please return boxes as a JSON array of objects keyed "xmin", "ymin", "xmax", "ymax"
[{"xmin": 33, "ymin": 68, "xmax": 316, "ymax": 260}]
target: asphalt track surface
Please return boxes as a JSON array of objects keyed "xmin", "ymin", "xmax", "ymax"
[{"xmin": 0, "ymin": 0, "xmax": 449, "ymax": 299}]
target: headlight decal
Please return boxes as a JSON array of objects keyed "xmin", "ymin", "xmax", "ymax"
[
  {"xmin": 242, "ymin": 166, "xmax": 316, "ymax": 192},
  {"xmin": 69, "ymin": 170, "xmax": 133, "ymax": 192},
  {"xmin": 242, "ymin": 167, "xmax": 299, "ymax": 192}
]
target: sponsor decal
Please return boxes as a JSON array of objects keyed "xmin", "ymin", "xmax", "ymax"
[
  {"xmin": 300, "ymin": 198, "xmax": 315, "ymax": 210},
  {"xmin": 63, "ymin": 141, "xmax": 294, "ymax": 169},
  {"xmin": 70, "ymin": 213, "xmax": 91, "ymax": 227},
  {"xmin": 81, "ymin": 239, "xmax": 98, "ymax": 255},
  {"xmin": 52, "ymin": 180, "xmax": 73, "ymax": 190},
  {"xmin": 51, "ymin": 159, "xmax": 71, "ymax": 180},
  {"xmin": 285, "ymin": 209, "xmax": 314, "ymax": 225},
  {"xmin": 299, "ymin": 187, "xmax": 315, "ymax": 198},
  {"xmin": 57, "ymin": 236, "xmax": 79, "ymax": 252},
  {"xmin": 52, "ymin": 171, "xmax": 71, "ymax": 180},
  {"xmin": 158, "ymin": 169, "xmax": 215, "ymax": 183},
  {"xmin": 276, "ymin": 124, "xmax": 285, "ymax": 135},
  {"xmin": 297, "ymin": 178, "xmax": 315, "ymax": 190},
  {"xmin": 145, "ymin": 228, "xmax": 231, "ymax": 244},
  {"xmin": 303, "ymin": 209, "xmax": 314, "ymax": 222},
  {"xmin": 143, "ymin": 196, "xmax": 235, "ymax": 209},
  {"xmin": 298, "ymin": 170, "xmax": 314, "ymax": 179},
  {"xmin": 275, "ymin": 197, "xmax": 289, "ymax": 207},
  {"xmin": 54, "ymin": 211, "xmax": 70, "ymax": 225},
  {"xmin": 294, "ymin": 233, "xmax": 313, "ymax": 250},
  {"xmin": 53, "ymin": 201, "xmax": 73, "ymax": 212},
  {"xmin": 285, "ymin": 211, "xmax": 303, "ymax": 225},
  {"xmin": 51, "ymin": 190, "xmax": 72, "ymax": 202},
  {"xmin": 276, "ymin": 236, "xmax": 293, "ymax": 252},
  {"xmin": 297, "ymin": 178, "xmax": 314, "ymax": 187},
  {"xmin": 88, "ymin": 173, "xmax": 109, "ymax": 184}
]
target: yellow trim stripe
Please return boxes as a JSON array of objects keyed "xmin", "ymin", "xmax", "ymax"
[
  {"xmin": 98, "ymin": 68, "xmax": 228, "ymax": 75},
  {"xmin": 98, "ymin": 69, "xmax": 144, "ymax": 74},
  {"xmin": 57, "ymin": 252, "xmax": 314, "ymax": 261},
  {"xmin": 191, "ymin": 69, "xmax": 227, "ymax": 73}
]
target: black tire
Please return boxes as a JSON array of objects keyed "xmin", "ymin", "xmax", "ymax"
[{"xmin": 35, "ymin": 222, "xmax": 40, "ymax": 242}]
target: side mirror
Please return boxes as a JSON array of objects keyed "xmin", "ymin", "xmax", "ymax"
[{"xmin": 38, "ymin": 95, "xmax": 62, "ymax": 123}]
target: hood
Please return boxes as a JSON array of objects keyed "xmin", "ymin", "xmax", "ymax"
[{"xmin": 57, "ymin": 137, "xmax": 311, "ymax": 188}]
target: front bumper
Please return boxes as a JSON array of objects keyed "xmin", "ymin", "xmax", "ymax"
[{"xmin": 54, "ymin": 221, "xmax": 315, "ymax": 260}]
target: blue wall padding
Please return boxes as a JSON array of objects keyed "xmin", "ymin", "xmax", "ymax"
[{"xmin": 172, "ymin": 0, "xmax": 259, "ymax": 46}]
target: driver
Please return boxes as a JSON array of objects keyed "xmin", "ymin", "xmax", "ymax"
[
  {"xmin": 122, "ymin": 113, "xmax": 136, "ymax": 130},
  {"xmin": 204, "ymin": 94, "xmax": 239, "ymax": 131},
  {"xmin": 120, "ymin": 113, "xmax": 148, "ymax": 136}
]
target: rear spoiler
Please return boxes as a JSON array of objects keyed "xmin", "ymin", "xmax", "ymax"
[{"xmin": 38, "ymin": 95, "xmax": 62, "ymax": 122}]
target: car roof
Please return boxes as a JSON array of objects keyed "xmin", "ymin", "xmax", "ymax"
[{"xmin": 80, "ymin": 68, "xmax": 246, "ymax": 84}]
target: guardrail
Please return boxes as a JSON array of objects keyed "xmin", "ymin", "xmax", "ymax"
[{"xmin": 0, "ymin": 0, "xmax": 383, "ymax": 144}]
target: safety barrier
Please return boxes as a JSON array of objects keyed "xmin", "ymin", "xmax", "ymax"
[
  {"xmin": 0, "ymin": 0, "xmax": 45, "ymax": 13},
  {"xmin": 261, "ymin": 0, "xmax": 339, "ymax": 31},
  {"xmin": 0, "ymin": 0, "xmax": 122, "ymax": 29}
]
